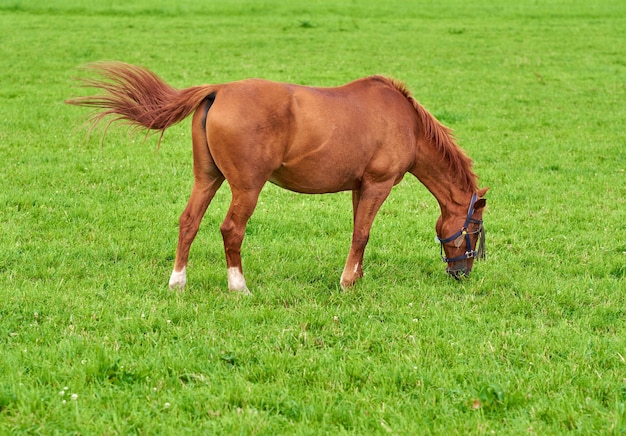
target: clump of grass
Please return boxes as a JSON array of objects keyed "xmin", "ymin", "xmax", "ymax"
[{"xmin": 298, "ymin": 19, "xmax": 316, "ymax": 29}]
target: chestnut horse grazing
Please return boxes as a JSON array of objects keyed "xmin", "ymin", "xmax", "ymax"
[{"xmin": 67, "ymin": 62, "xmax": 488, "ymax": 293}]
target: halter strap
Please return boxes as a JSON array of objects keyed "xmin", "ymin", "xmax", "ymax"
[{"xmin": 437, "ymin": 193, "xmax": 485, "ymax": 263}]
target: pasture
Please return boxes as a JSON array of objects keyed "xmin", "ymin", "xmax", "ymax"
[{"xmin": 1, "ymin": 0, "xmax": 625, "ymax": 433}]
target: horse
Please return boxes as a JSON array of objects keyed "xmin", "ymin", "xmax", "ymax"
[{"xmin": 66, "ymin": 62, "xmax": 488, "ymax": 294}]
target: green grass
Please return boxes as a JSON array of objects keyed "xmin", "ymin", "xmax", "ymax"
[{"xmin": 1, "ymin": 0, "xmax": 625, "ymax": 433}]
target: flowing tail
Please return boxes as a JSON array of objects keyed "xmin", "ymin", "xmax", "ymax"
[{"xmin": 66, "ymin": 62, "xmax": 218, "ymax": 142}]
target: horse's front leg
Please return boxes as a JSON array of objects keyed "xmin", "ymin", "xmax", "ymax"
[
  {"xmin": 220, "ymin": 187, "xmax": 262, "ymax": 294},
  {"xmin": 340, "ymin": 182, "xmax": 393, "ymax": 289}
]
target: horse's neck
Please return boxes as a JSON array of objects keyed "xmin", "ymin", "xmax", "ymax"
[{"xmin": 410, "ymin": 139, "xmax": 475, "ymax": 217}]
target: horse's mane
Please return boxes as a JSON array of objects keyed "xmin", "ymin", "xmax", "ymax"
[{"xmin": 379, "ymin": 76, "xmax": 478, "ymax": 192}]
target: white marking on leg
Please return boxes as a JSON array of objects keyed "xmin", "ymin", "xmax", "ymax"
[
  {"xmin": 353, "ymin": 262, "xmax": 360, "ymax": 274},
  {"xmin": 340, "ymin": 277, "xmax": 349, "ymax": 290},
  {"xmin": 227, "ymin": 267, "xmax": 251, "ymax": 295},
  {"xmin": 169, "ymin": 267, "xmax": 187, "ymax": 290},
  {"xmin": 340, "ymin": 270, "xmax": 351, "ymax": 290}
]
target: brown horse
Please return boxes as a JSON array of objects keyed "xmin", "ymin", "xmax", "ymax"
[{"xmin": 66, "ymin": 62, "xmax": 488, "ymax": 293}]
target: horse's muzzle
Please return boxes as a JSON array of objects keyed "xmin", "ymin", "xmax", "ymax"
[{"xmin": 446, "ymin": 266, "xmax": 471, "ymax": 280}]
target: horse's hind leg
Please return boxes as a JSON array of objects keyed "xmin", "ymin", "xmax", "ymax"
[
  {"xmin": 220, "ymin": 186, "xmax": 263, "ymax": 294},
  {"xmin": 169, "ymin": 101, "xmax": 225, "ymax": 290},
  {"xmin": 169, "ymin": 172, "xmax": 224, "ymax": 289}
]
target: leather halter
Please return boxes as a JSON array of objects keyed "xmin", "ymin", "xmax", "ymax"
[{"xmin": 437, "ymin": 193, "xmax": 485, "ymax": 263}]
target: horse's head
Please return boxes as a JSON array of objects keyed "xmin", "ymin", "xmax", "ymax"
[{"xmin": 436, "ymin": 191, "xmax": 487, "ymax": 279}]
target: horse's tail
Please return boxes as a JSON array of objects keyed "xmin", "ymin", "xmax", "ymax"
[{"xmin": 66, "ymin": 62, "xmax": 219, "ymax": 143}]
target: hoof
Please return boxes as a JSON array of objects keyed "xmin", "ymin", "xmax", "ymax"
[
  {"xmin": 232, "ymin": 286, "xmax": 252, "ymax": 296},
  {"xmin": 339, "ymin": 272, "xmax": 363, "ymax": 291},
  {"xmin": 340, "ymin": 268, "xmax": 362, "ymax": 290},
  {"xmin": 340, "ymin": 276, "xmax": 357, "ymax": 290},
  {"xmin": 227, "ymin": 267, "xmax": 251, "ymax": 295},
  {"xmin": 169, "ymin": 267, "xmax": 187, "ymax": 290}
]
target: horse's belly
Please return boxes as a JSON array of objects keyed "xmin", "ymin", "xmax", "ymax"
[{"xmin": 269, "ymin": 163, "xmax": 360, "ymax": 194}]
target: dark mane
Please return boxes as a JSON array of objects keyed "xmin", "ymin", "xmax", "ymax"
[{"xmin": 379, "ymin": 76, "xmax": 478, "ymax": 192}]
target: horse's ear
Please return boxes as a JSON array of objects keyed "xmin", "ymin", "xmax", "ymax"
[
  {"xmin": 474, "ymin": 187, "xmax": 489, "ymax": 210},
  {"xmin": 474, "ymin": 198, "xmax": 487, "ymax": 210}
]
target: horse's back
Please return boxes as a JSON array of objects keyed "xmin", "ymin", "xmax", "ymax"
[{"xmin": 204, "ymin": 77, "xmax": 419, "ymax": 193}]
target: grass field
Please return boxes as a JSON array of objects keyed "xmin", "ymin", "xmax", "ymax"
[{"xmin": 1, "ymin": 0, "xmax": 625, "ymax": 433}]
